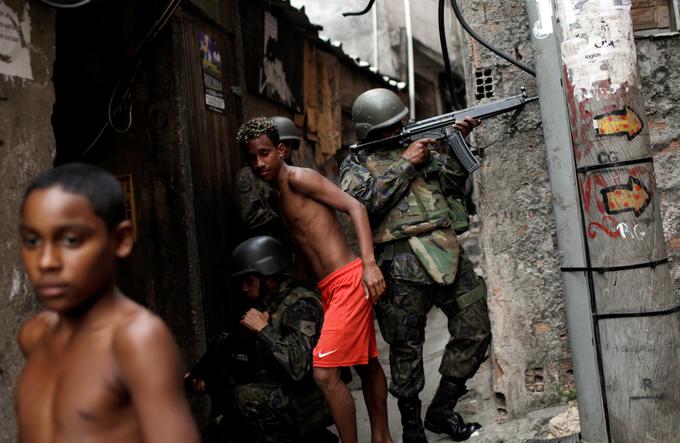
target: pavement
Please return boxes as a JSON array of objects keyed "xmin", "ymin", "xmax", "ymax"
[{"xmin": 330, "ymin": 307, "xmax": 568, "ymax": 443}]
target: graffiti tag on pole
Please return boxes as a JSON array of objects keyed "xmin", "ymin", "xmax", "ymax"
[
  {"xmin": 600, "ymin": 176, "xmax": 651, "ymax": 217},
  {"xmin": 593, "ymin": 106, "xmax": 643, "ymax": 140},
  {"xmin": 579, "ymin": 164, "xmax": 655, "ymax": 239}
]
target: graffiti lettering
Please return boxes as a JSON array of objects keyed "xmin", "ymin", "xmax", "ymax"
[
  {"xmin": 597, "ymin": 151, "xmax": 620, "ymax": 164},
  {"xmin": 616, "ymin": 223, "xmax": 647, "ymax": 240}
]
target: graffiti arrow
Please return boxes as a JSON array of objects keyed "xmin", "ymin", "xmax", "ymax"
[
  {"xmin": 600, "ymin": 176, "xmax": 651, "ymax": 217},
  {"xmin": 593, "ymin": 106, "xmax": 643, "ymax": 140}
]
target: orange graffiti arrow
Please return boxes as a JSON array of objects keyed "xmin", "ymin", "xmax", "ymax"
[
  {"xmin": 600, "ymin": 176, "xmax": 651, "ymax": 217},
  {"xmin": 593, "ymin": 106, "xmax": 643, "ymax": 140}
]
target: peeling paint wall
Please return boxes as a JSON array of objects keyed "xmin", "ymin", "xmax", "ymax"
[{"xmin": 0, "ymin": 1, "xmax": 55, "ymax": 440}]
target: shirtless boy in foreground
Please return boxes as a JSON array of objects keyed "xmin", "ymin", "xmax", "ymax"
[
  {"xmin": 237, "ymin": 117, "xmax": 393, "ymax": 443},
  {"xmin": 16, "ymin": 163, "xmax": 199, "ymax": 443}
]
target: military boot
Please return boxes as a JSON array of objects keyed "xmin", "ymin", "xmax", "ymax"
[
  {"xmin": 424, "ymin": 378, "xmax": 481, "ymax": 441},
  {"xmin": 397, "ymin": 397, "xmax": 428, "ymax": 443}
]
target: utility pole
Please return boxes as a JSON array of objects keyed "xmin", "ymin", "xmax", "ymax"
[{"xmin": 525, "ymin": 0, "xmax": 680, "ymax": 442}]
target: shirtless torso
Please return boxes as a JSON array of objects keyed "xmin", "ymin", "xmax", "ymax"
[
  {"xmin": 276, "ymin": 166, "xmax": 355, "ymax": 280},
  {"xmin": 246, "ymin": 133, "xmax": 384, "ymax": 298},
  {"xmin": 16, "ymin": 293, "xmax": 196, "ymax": 443}
]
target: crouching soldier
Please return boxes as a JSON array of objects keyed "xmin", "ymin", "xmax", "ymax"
[{"xmin": 187, "ymin": 236, "xmax": 336, "ymax": 443}]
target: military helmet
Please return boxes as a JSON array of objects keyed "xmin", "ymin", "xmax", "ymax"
[
  {"xmin": 230, "ymin": 236, "xmax": 290, "ymax": 278},
  {"xmin": 271, "ymin": 116, "xmax": 300, "ymax": 143},
  {"xmin": 352, "ymin": 88, "xmax": 409, "ymax": 141}
]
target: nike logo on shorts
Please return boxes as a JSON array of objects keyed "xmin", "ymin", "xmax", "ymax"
[{"xmin": 318, "ymin": 349, "xmax": 338, "ymax": 358}]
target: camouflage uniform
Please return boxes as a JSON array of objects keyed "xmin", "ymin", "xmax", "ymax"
[
  {"xmin": 234, "ymin": 279, "xmax": 330, "ymax": 443},
  {"xmin": 339, "ymin": 146, "xmax": 491, "ymax": 400},
  {"xmin": 236, "ymin": 166, "xmax": 278, "ymax": 235}
]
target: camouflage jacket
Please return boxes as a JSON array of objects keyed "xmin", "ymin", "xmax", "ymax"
[
  {"xmin": 254, "ymin": 280, "xmax": 323, "ymax": 383},
  {"xmin": 340, "ymin": 145, "xmax": 468, "ymax": 285},
  {"xmin": 236, "ymin": 166, "xmax": 277, "ymax": 231}
]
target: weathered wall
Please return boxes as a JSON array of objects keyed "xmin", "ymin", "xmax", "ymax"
[
  {"xmin": 636, "ymin": 35, "xmax": 680, "ymax": 293},
  {"xmin": 460, "ymin": 0, "xmax": 573, "ymax": 421},
  {"xmin": 0, "ymin": 1, "xmax": 55, "ymax": 440},
  {"xmin": 460, "ymin": 0, "xmax": 680, "ymax": 423}
]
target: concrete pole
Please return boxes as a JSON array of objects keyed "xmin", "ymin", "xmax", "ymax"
[{"xmin": 525, "ymin": 0, "xmax": 680, "ymax": 441}]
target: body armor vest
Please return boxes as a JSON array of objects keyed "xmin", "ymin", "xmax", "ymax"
[{"xmin": 365, "ymin": 149, "xmax": 452, "ymax": 243}]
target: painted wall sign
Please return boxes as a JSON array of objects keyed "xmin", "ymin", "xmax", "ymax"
[
  {"xmin": 0, "ymin": 1, "xmax": 32, "ymax": 80},
  {"xmin": 258, "ymin": 11, "xmax": 298, "ymax": 110},
  {"xmin": 199, "ymin": 32, "xmax": 226, "ymax": 113},
  {"xmin": 593, "ymin": 106, "xmax": 643, "ymax": 140}
]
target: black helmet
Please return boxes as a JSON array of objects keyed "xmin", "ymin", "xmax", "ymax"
[
  {"xmin": 352, "ymin": 88, "xmax": 409, "ymax": 141},
  {"xmin": 230, "ymin": 236, "xmax": 289, "ymax": 278},
  {"xmin": 271, "ymin": 116, "xmax": 300, "ymax": 143}
]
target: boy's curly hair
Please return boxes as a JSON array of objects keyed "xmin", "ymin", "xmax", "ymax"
[{"xmin": 236, "ymin": 117, "xmax": 280, "ymax": 152}]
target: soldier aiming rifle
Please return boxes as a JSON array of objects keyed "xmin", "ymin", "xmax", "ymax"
[{"xmin": 341, "ymin": 88, "xmax": 502, "ymax": 443}]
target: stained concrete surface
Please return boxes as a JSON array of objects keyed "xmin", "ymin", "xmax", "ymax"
[{"xmin": 346, "ymin": 309, "xmax": 567, "ymax": 443}]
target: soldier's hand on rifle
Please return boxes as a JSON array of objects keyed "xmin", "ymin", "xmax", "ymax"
[
  {"xmin": 241, "ymin": 309, "xmax": 270, "ymax": 333},
  {"xmin": 453, "ymin": 116, "xmax": 481, "ymax": 138},
  {"xmin": 402, "ymin": 137, "xmax": 437, "ymax": 166}
]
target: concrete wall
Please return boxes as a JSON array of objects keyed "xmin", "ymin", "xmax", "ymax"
[
  {"xmin": 460, "ymin": 0, "xmax": 680, "ymax": 422},
  {"xmin": 0, "ymin": 1, "xmax": 55, "ymax": 440},
  {"xmin": 637, "ymin": 35, "xmax": 680, "ymax": 293},
  {"xmin": 459, "ymin": 0, "xmax": 573, "ymax": 421}
]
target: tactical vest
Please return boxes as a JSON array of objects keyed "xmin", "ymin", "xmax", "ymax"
[
  {"xmin": 365, "ymin": 149, "xmax": 452, "ymax": 243},
  {"xmin": 365, "ymin": 149, "xmax": 465, "ymax": 285}
]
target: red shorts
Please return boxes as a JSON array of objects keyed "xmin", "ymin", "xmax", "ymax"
[{"xmin": 313, "ymin": 258, "xmax": 379, "ymax": 367}]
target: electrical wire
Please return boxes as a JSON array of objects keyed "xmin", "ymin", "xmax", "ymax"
[
  {"xmin": 342, "ymin": 0, "xmax": 376, "ymax": 17},
  {"xmin": 38, "ymin": 0, "xmax": 94, "ymax": 9},
  {"xmin": 438, "ymin": 0, "xmax": 457, "ymax": 104},
  {"xmin": 449, "ymin": 0, "xmax": 535, "ymax": 76},
  {"xmin": 82, "ymin": 0, "xmax": 181, "ymax": 156}
]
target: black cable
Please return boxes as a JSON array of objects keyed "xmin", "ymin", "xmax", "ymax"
[
  {"xmin": 449, "ymin": 0, "xmax": 536, "ymax": 76},
  {"xmin": 38, "ymin": 0, "xmax": 95, "ymax": 9},
  {"xmin": 81, "ymin": 0, "xmax": 181, "ymax": 156},
  {"xmin": 342, "ymin": 0, "xmax": 376, "ymax": 17},
  {"xmin": 439, "ymin": 0, "xmax": 457, "ymax": 105}
]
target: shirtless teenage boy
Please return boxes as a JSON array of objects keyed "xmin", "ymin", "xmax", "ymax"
[
  {"xmin": 237, "ymin": 117, "xmax": 393, "ymax": 443},
  {"xmin": 16, "ymin": 163, "xmax": 200, "ymax": 443}
]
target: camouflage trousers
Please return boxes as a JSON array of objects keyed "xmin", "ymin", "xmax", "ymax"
[
  {"xmin": 375, "ymin": 256, "xmax": 491, "ymax": 399},
  {"xmin": 233, "ymin": 383, "xmax": 299, "ymax": 443}
]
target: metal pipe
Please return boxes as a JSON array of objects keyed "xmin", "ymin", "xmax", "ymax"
[
  {"xmin": 523, "ymin": 3, "xmax": 608, "ymax": 440},
  {"xmin": 372, "ymin": 0, "xmax": 379, "ymax": 68},
  {"xmin": 403, "ymin": 0, "xmax": 415, "ymax": 119}
]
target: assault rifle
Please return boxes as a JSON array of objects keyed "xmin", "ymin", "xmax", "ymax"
[{"xmin": 350, "ymin": 90, "xmax": 538, "ymax": 173}]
